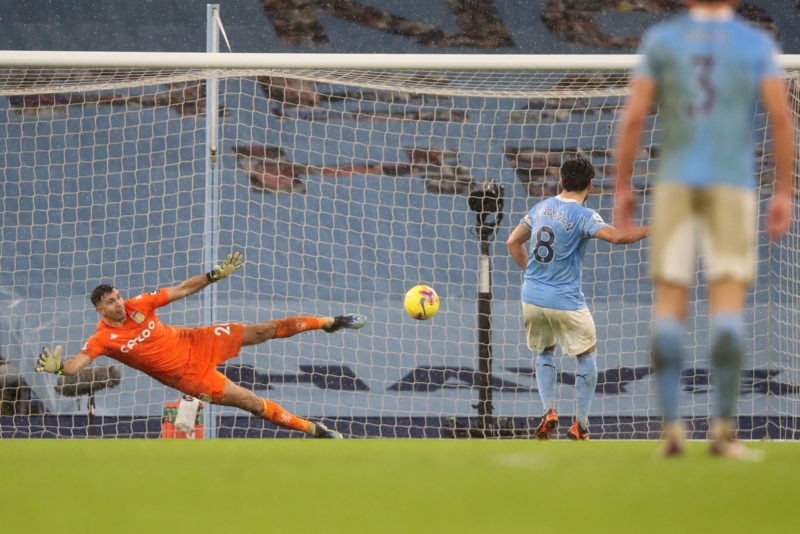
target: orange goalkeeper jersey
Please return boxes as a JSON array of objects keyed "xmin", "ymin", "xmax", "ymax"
[{"xmin": 83, "ymin": 289, "xmax": 214, "ymax": 387}]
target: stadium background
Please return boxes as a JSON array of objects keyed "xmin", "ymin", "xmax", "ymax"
[{"xmin": 1, "ymin": 0, "xmax": 799, "ymax": 438}]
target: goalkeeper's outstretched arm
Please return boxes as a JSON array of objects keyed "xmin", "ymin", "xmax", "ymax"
[
  {"xmin": 166, "ymin": 250, "xmax": 244, "ymax": 302},
  {"xmin": 35, "ymin": 346, "xmax": 91, "ymax": 376}
]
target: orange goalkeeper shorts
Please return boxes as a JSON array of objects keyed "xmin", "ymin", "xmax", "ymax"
[{"xmin": 173, "ymin": 323, "xmax": 244, "ymax": 403}]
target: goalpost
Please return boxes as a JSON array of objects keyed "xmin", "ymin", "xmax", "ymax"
[{"xmin": 0, "ymin": 50, "xmax": 798, "ymax": 439}]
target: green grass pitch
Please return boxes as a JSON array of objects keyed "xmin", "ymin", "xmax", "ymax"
[{"xmin": 2, "ymin": 439, "xmax": 796, "ymax": 533}]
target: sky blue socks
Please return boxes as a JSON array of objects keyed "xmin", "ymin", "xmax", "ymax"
[
  {"xmin": 535, "ymin": 349, "xmax": 557, "ymax": 411},
  {"xmin": 651, "ymin": 316, "xmax": 683, "ymax": 423},
  {"xmin": 575, "ymin": 352, "xmax": 597, "ymax": 428},
  {"xmin": 710, "ymin": 312, "xmax": 744, "ymax": 420}
]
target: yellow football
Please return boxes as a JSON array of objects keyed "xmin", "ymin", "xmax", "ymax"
[{"xmin": 404, "ymin": 284, "xmax": 440, "ymax": 320}]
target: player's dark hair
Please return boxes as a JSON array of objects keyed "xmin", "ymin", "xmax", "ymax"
[
  {"xmin": 90, "ymin": 284, "xmax": 116, "ymax": 306},
  {"xmin": 560, "ymin": 157, "xmax": 595, "ymax": 192}
]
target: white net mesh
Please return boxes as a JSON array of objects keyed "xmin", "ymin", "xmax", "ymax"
[{"xmin": 0, "ymin": 60, "xmax": 797, "ymax": 439}]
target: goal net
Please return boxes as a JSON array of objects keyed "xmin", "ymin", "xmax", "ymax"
[{"xmin": 0, "ymin": 52, "xmax": 798, "ymax": 439}]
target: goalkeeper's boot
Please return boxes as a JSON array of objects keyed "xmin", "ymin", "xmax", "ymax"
[
  {"xmin": 567, "ymin": 421, "xmax": 589, "ymax": 441},
  {"xmin": 534, "ymin": 409, "xmax": 558, "ymax": 440},
  {"xmin": 324, "ymin": 314, "xmax": 367, "ymax": 333},
  {"xmin": 658, "ymin": 420, "xmax": 686, "ymax": 458},
  {"xmin": 313, "ymin": 421, "xmax": 344, "ymax": 439},
  {"xmin": 708, "ymin": 420, "xmax": 763, "ymax": 462}
]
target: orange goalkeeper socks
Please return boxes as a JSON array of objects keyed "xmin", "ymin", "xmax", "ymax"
[
  {"xmin": 270, "ymin": 317, "xmax": 327, "ymax": 338},
  {"xmin": 260, "ymin": 398, "xmax": 313, "ymax": 434}
]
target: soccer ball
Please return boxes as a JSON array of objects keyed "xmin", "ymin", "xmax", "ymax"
[{"xmin": 404, "ymin": 284, "xmax": 440, "ymax": 320}]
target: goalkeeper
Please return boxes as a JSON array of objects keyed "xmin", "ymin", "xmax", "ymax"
[{"xmin": 35, "ymin": 250, "xmax": 366, "ymax": 439}]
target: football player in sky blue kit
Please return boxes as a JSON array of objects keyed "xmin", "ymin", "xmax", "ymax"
[
  {"xmin": 614, "ymin": 0, "xmax": 795, "ymax": 460},
  {"xmin": 507, "ymin": 157, "xmax": 649, "ymax": 441}
]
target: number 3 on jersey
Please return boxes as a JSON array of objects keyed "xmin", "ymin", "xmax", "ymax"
[
  {"xmin": 533, "ymin": 225, "xmax": 555, "ymax": 263},
  {"xmin": 687, "ymin": 54, "xmax": 715, "ymax": 116}
]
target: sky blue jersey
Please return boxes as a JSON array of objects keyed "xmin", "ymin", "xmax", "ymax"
[
  {"xmin": 634, "ymin": 12, "xmax": 783, "ymax": 188},
  {"xmin": 519, "ymin": 196, "xmax": 607, "ymax": 311}
]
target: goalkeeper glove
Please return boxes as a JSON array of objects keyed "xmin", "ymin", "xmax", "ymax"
[
  {"xmin": 207, "ymin": 251, "xmax": 244, "ymax": 283},
  {"xmin": 36, "ymin": 346, "xmax": 64, "ymax": 375}
]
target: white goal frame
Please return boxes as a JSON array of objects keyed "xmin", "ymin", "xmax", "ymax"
[{"xmin": 0, "ymin": 50, "xmax": 798, "ymax": 440}]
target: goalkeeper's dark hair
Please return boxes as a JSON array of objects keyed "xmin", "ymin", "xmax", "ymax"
[
  {"xmin": 560, "ymin": 157, "xmax": 595, "ymax": 192},
  {"xmin": 90, "ymin": 284, "xmax": 116, "ymax": 306}
]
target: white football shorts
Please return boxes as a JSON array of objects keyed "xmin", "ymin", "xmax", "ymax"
[
  {"xmin": 522, "ymin": 302, "xmax": 596, "ymax": 356},
  {"xmin": 650, "ymin": 182, "xmax": 757, "ymax": 285}
]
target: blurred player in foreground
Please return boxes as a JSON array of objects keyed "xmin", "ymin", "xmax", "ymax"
[
  {"xmin": 614, "ymin": 0, "xmax": 795, "ymax": 459},
  {"xmin": 35, "ymin": 251, "xmax": 367, "ymax": 439},
  {"xmin": 507, "ymin": 157, "xmax": 649, "ymax": 440}
]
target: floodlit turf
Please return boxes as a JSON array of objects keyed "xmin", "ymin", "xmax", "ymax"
[{"xmin": 1, "ymin": 439, "xmax": 797, "ymax": 533}]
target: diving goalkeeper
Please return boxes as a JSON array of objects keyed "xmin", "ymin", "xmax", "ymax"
[{"xmin": 35, "ymin": 250, "xmax": 366, "ymax": 438}]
